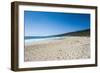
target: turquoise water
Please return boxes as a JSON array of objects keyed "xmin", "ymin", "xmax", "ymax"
[{"xmin": 25, "ymin": 37, "xmax": 65, "ymax": 44}]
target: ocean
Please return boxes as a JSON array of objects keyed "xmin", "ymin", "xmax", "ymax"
[{"xmin": 25, "ymin": 36, "xmax": 65, "ymax": 45}]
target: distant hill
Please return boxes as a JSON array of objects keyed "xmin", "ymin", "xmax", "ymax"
[
  {"xmin": 60, "ymin": 29, "xmax": 90, "ymax": 36},
  {"xmin": 25, "ymin": 29, "xmax": 90, "ymax": 39}
]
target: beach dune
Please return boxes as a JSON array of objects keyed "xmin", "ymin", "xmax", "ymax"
[{"xmin": 24, "ymin": 36, "xmax": 90, "ymax": 62}]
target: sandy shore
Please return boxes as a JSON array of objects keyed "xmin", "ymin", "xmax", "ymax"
[{"xmin": 24, "ymin": 36, "xmax": 90, "ymax": 62}]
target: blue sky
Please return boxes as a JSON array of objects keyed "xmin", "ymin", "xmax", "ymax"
[{"xmin": 24, "ymin": 11, "xmax": 90, "ymax": 36}]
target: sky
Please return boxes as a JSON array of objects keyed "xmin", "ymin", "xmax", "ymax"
[{"xmin": 24, "ymin": 11, "xmax": 90, "ymax": 36}]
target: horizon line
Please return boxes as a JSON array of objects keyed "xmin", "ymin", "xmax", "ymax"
[{"xmin": 25, "ymin": 28, "xmax": 90, "ymax": 37}]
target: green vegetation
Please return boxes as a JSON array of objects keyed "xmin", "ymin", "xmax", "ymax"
[{"xmin": 62, "ymin": 29, "xmax": 90, "ymax": 36}]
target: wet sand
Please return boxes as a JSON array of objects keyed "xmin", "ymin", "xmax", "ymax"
[{"xmin": 24, "ymin": 36, "xmax": 90, "ymax": 62}]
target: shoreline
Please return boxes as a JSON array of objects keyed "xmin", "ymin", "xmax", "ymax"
[{"xmin": 24, "ymin": 36, "xmax": 90, "ymax": 62}]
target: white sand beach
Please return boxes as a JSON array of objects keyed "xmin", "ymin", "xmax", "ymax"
[{"xmin": 24, "ymin": 36, "xmax": 90, "ymax": 62}]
